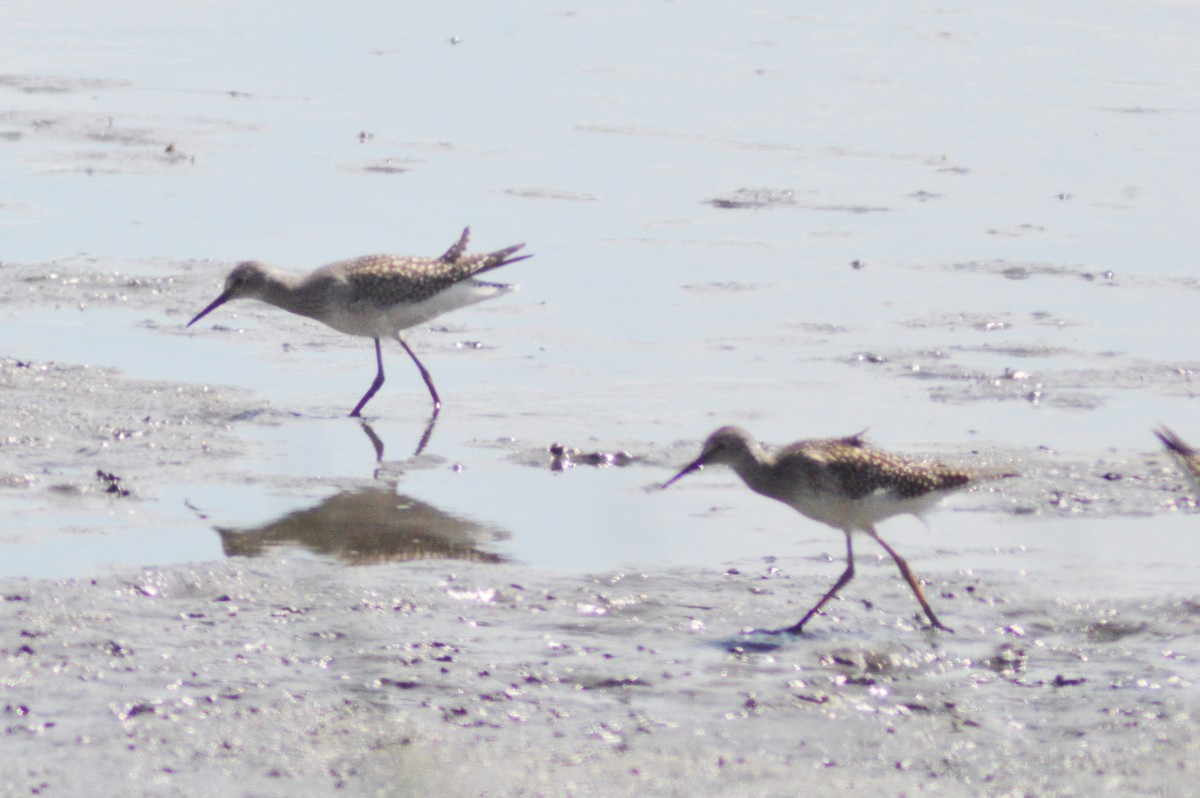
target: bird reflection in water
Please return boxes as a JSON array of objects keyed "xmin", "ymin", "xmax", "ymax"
[
  {"xmin": 359, "ymin": 416, "xmax": 437, "ymax": 464},
  {"xmin": 217, "ymin": 485, "xmax": 507, "ymax": 565}
]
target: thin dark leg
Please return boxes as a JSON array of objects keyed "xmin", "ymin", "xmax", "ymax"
[
  {"xmin": 349, "ymin": 337, "xmax": 386, "ymax": 417},
  {"xmin": 359, "ymin": 419, "xmax": 385, "ymax": 463},
  {"xmin": 412, "ymin": 412, "xmax": 438, "ymax": 457},
  {"xmin": 395, "ymin": 333, "xmax": 441, "ymax": 412},
  {"xmin": 866, "ymin": 527, "xmax": 953, "ymax": 633},
  {"xmin": 782, "ymin": 531, "xmax": 855, "ymax": 635}
]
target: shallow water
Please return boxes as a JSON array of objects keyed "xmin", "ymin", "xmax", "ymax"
[{"xmin": 2, "ymin": 1, "xmax": 1200, "ymax": 795}]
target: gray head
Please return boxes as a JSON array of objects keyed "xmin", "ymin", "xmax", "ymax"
[
  {"xmin": 661, "ymin": 425, "xmax": 759, "ymax": 489},
  {"xmin": 187, "ymin": 261, "xmax": 271, "ymax": 327}
]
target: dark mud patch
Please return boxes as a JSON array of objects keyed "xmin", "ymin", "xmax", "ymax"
[
  {"xmin": 479, "ymin": 430, "xmax": 654, "ymax": 473},
  {"xmin": 899, "ymin": 309, "xmax": 1085, "ymax": 332},
  {"xmin": 0, "ymin": 102, "xmax": 252, "ymax": 175},
  {"xmin": 342, "ymin": 158, "xmax": 419, "ymax": 175},
  {"xmin": 495, "ymin": 187, "xmax": 598, "ymax": 202},
  {"xmin": 908, "ymin": 190, "xmax": 942, "ymax": 202},
  {"xmin": 929, "ymin": 259, "xmax": 1200, "ymax": 291},
  {"xmin": 786, "ymin": 321, "xmax": 851, "ymax": 337},
  {"xmin": 94, "ymin": 469, "xmax": 131, "ymax": 498},
  {"xmin": 575, "ymin": 124, "xmax": 969, "ymax": 172},
  {"xmin": 812, "ymin": 203, "xmax": 893, "ymax": 214},
  {"xmin": 986, "ymin": 223, "xmax": 1048, "ymax": 238},
  {"xmin": 681, "ymin": 281, "xmax": 770, "ymax": 294},
  {"xmin": 846, "ymin": 333, "xmax": 1200, "ymax": 411},
  {"xmin": 546, "ymin": 443, "xmax": 636, "ymax": 471},
  {"xmin": 705, "ymin": 188, "xmax": 796, "ymax": 210},
  {"xmin": 0, "ymin": 74, "xmax": 133, "ymax": 94},
  {"xmin": 924, "ymin": 360, "xmax": 1200, "ymax": 408},
  {"xmin": 703, "ymin": 188, "xmax": 892, "ymax": 214},
  {"xmin": 506, "ymin": 437, "xmax": 691, "ymax": 475}
]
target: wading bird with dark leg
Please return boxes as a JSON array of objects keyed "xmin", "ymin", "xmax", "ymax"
[
  {"xmin": 188, "ymin": 227, "xmax": 530, "ymax": 417},
  {"xmin": 662, "ymin": 426, "xmax": 1017, "ymax": 634},
  {"xmin": 1155, "ymin": 426, "xmax": 1200, "ymax": 486}
]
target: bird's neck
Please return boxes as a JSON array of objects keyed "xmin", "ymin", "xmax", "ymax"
[
  {"xmin": 256, "ymin": 269, "xmax": 325, "ymax": 319},
  {"xmin": 726, "ymin": 447, "xmax": 774, "ymax": 494}
]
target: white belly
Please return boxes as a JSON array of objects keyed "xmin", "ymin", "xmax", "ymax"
[
  {"xmin": 788, "ymin": 488, "xmax": 948, "ymax": 532},
  {"xmin": 319, "ymin": 280, "xmax": 517, "ymax": 338}
]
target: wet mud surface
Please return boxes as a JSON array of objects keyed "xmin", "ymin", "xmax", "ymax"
[
  {"xmin": 6, "ymin": 557, "xmax": 1200, "ymax": 796},
  {"xmin": 3, "ymin": 258, "xmax": 1200, "ymax": 794},
  {"xmin": 5, "ymin": 2, "xmax": 1200, "ymax": 795}
]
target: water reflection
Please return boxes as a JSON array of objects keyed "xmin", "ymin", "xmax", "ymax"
[
  {"xmin": 359, "ymin": 416, "xmax": 438, "ymax": 463},
  {"xmin": 216, "ymin": 485, "xmax": 506, "ymax": 564}
]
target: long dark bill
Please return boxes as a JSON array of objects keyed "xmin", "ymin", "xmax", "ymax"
[
  {"xmin": 660, "ymin": 457, "xmax": 705, "ymax": 490},
  {"xmin": 187, "ymin": 291, "xmax": 233, "ymax": 327}
]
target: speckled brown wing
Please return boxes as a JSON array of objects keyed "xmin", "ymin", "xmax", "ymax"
[
  {"xmin": 337, "ymin": 255, "xmax": 481, "ymax": 307},
  {"xmin": 438, "ymin": 227, "xmax": 472, "ymax": 263},
  {"xmin": 784, "ymin": 436, "xmax": 972, "ymax": 501},
  {"xmin": 337, "ymin": 245, "xmax": 529, "ymax": 308}
]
